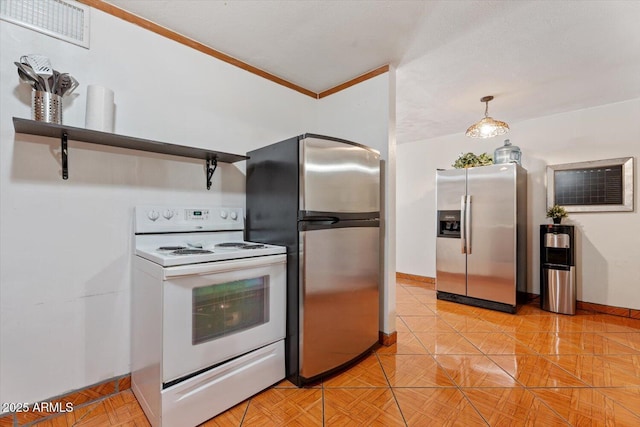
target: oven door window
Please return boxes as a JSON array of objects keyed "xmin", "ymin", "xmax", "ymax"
[{"xmin": 192, "ymin": 276, "xmax": 270, "ymax": 345}]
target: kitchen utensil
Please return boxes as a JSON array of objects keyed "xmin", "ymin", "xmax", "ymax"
[
  {"xmin": 21, "ymin": 54, "xmax": 53, "ymax": 92},
  {"xmin": 57, "ymin": 73, "xmax": 69, "ymax": 94},
  {"xmin": 14, "ymin": 62, "xmax": 44, "ymax": 91},
  {"xmin": 49, "ymin": 70, "xmax": 61, "ymax": 95},
  {"xmin": 17, "ymin": 68, "xmax": 39, "ymax": 90},
  {"xmin": 64, "ymin": 75, "xmax": 79, "ymax": 96},
  {"xmin": 57, "ymin": 73, "xmax": 78, "ymax": 96}
]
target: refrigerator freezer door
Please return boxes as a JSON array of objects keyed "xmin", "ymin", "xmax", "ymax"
[
  {"xmin": 298, "ymin": 226, "xmax": 379, "ymax": 380},
  {"xmin": 300, "ymin": 137, "xmax": 380, "ymax": 214},
  {"xmin": 466, "ymin": 165, "xmax": 517, "ymax": 305},
  {"xmin": 436, "ymin": 169, "xmax": 467, "ymax": 296}
]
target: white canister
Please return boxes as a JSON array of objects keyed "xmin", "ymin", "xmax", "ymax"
[{"xmin": 85, "ymin": 85, "xmax": 115, "ymax": 132}]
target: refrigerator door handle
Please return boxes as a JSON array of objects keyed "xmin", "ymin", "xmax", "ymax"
[
  {"xmin": 460, "ymin": 195, "xmax": 467, "ymax": 254},
  {"xmin": 466, "ymin": 195, "xmax": 472, "ymax": 254},
  {"xmin": 299, "ymin": 216, "xmax": 340, "ymax": 224}
]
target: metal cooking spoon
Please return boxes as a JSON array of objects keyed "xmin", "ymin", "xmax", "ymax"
[
  {"xmin": 17, "ymin": 68, "xmax": 39, "ymax": 90},
  {"xmin": 14, "ymin": 62, "xmax": 43, "ymax": 91}
]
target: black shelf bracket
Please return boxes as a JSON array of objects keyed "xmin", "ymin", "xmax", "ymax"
[
  {"xmin": 206, "ymin": 158, "xmax": 218, "ymax": 190},
  {"xmin": 61, "ymin": 132, "xmax": 69, "ymax": 180}
]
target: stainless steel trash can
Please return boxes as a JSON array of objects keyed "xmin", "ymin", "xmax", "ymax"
[{"xmin": 540, "ymin": 225, "xmax": 576, "ymax": 315}]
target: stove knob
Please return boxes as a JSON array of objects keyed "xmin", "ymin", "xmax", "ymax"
[
  {"xmin": 220, "ymin": 211, "xmax": 228, "ymax": 219},
  {"xmin": 163, "ymin": 210, "xmax": 174, "ymax": 220},
  {"xmin": 230, "ymin": 211, "xmax": 238, "ymax": 220},
  {"xmin": 147, "ymin": 210, "xmax": 160, "ymax": 221}
]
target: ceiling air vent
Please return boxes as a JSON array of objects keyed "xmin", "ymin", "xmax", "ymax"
[{"xmin": 1, "ymin": 0, "xmax": 90, "ymax": 48}]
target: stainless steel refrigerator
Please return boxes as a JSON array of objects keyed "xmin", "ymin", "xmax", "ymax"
[
  {"xmin": 246, "ymin": 134, "xmax": 380, "ymax": 386},
  {"xmin": 436, "ymin": 163, "xmax": 527, "ymax": 313}
]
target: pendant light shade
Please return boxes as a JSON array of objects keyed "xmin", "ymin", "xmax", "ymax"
[{"xmin": 465, "ymin": 95, "xmax": 510, "ymax": 139}]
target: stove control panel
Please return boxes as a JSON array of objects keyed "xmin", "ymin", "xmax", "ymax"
[
  {"xmin": 135, "ymin": 206, "xmax": 244, "ymax": 233},
  {"xmin": 186, "ymin": 209, "xmax": 209, "ymax": 220}
]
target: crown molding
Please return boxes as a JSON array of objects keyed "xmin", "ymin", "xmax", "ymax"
[{"xmin": 78, "ymin": 0, "xmax": 388, "ymax": 99}]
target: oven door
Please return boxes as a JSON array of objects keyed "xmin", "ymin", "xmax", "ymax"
[{"xmin": 161, "ymin": 254, "xmax": 286, "ymax": 384}]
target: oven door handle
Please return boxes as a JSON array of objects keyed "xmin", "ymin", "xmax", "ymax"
[{"xmin": 163, "ymin": 254, "xmax": 286, "ymax": 279}]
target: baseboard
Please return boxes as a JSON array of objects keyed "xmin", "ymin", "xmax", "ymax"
[
  {"xmin": 577, "ymin": 301, "xmax": 640, "ymax": 319},
  {"xmin": 0, "ymin": 374, "xmax": 131, "ymax": 426},
  {"xmin": 527, "ymin": 293, "xmax": 638, "ymax": 319},
  {"xmin": 378, "ymin": 330, "xmax": 397, "ymax": 346},
  {"xmin": 396, "ymin": 272, "xmax": 435, "ymax": 284},
  {"xmin": 395, "ymin": 273, "xmax": 639, "ymax": 319}
]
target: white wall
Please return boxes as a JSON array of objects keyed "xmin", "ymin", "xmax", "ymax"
[
  {"xmin": 0, "ymin": 9, "xmax": 318, "ymax": 405},
  {"xmin": 315, "ymin": 70, "xmax": 397, "ymax": 335},
  {"xmin": 397, "ymin": 98, "xmax": 640, "ymax": 309}
]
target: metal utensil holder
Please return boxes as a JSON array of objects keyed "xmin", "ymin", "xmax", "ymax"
[{"xmin": 31, "ymin": 91, "xmax": 62, "ymax": 124}]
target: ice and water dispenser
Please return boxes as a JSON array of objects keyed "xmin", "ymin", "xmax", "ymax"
[
  {"xmin": 437, "ymin": 210, "xmax": 461, "ymax": 238},
  {"xmin": 540, "ymin": 225, "xmax": 576, "ymax": 315}
]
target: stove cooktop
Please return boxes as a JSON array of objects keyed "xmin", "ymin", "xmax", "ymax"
[
  {"xmin": 134, "ymin": 206, "xmax": 286, "ymax": 267},
  {"xmin": 135, "ymin": 240, "xmax": 286, "ymax": 267}
]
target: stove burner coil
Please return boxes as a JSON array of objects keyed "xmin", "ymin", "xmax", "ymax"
[
  {"xmin": 158, "ymin": 246, "xmax": 187, "ymax": 251},
  {"xmin": 241, "ymin": 244, "xmax": 266, "ymax": 249},
  {"xmin": 215, "ymin": 242, "xmax": 247, "ymax": 248},
  {"xmin": 171, "ymin": 249, "xmax": 213, "ymax": 255},
  {"xmin": 215, "ymin": 242, "xmax": 267, "ymax": 250}
]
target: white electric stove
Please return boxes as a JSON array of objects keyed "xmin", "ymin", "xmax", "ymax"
[{"xmin": 132, "ymin": 206, "xmax": 286, "ymax": 427}]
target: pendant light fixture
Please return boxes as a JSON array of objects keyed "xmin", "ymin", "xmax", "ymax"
[{"xmin": 465, "ymin": 95, "xmax": 510, "ymax": 139}]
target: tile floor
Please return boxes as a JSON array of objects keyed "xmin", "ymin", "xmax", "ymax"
[{"xmin": 32, "ymin": 278, "xmax": 640, "ymax": 426}]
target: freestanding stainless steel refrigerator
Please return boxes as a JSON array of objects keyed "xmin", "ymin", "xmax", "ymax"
[
  {"xmin": 246, "ymin": 134, "xmax": 380, "ymax": 386},
  {"xmin": 436, "ymin": 163, "xmax": 527, "ymax": 313}
]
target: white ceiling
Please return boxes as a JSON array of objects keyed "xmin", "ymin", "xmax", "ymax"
[{"xmin": 105, "ymin": 0, "xmax": 640, "ymax": 143}]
